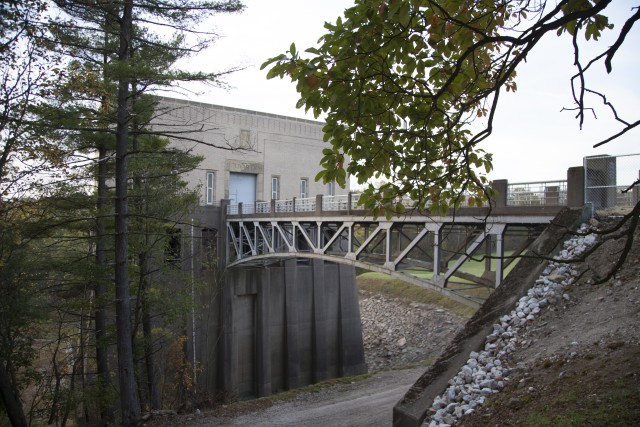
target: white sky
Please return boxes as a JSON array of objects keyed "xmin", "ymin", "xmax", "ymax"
[{"xmin": 178, "ymin": 0, "xmax": 640, "ymax": 185}]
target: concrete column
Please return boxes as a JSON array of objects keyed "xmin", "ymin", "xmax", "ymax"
[
  {"xmin": 567, "ymin": 166, "xmax": 585, "ymax": 207},
  {"xmin": 256, "ymin": 268, "xmax": 272, "ymax": 397},
  {"xmin": 219, "ymin": 271, "xmax": 235, "ymax": 393},
  {"xmin": 316, "ymin": 194, "xmax": 323, "ymax": 214},
  {"xmin": 338, "ymin": 265, "xmax": 367, "ymax": 376},
  {"xmin": 492, "ymin": 179, "xmax": 508, "ymax": 208},
  {"xmin": 385, "ymin": 227, "xmax": 392, "ymax": 266},
  {"xmin": 312, "ymin": 259, "xmax": 328, "ymax": 382},
  {"xmin": 284, "ymin": 259, "xmax": 300, "ymax": 389},
  {"xmin": 427, "ymin": 223, "xmax": 443, "ymax": 279},
  {"xmin": 484, "ymin": 235, "xmax": 492, "ymax": 274},
  {"xmin": 219, "ymin": 199, "xmax": 229, "ymax": 267},
  {"xmin": 270, "ymin": 199, "xmax": 276, "ymax": 213},
  {"xmin": 495, "ymin": 229, "xmax": 505, "ymax": 287}
]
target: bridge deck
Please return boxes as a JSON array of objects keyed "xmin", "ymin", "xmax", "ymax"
[{"xmin": 225, "ymin": 206, "xmax": 564, "ymax": 307}]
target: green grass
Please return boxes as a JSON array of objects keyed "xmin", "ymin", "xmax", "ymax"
[
  {"xmin": 396, "ymin": 250, "xmax": 519, "ymax": 281},
  {"xmin": 357, "ymin": 274, "xmax": 477, "ymax": 318},
  {"xmin": 356, "ymin": 249, "xmax": 522, "ymax": 311}
]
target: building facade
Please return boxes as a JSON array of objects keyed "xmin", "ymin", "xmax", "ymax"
[{"xmin": 154, "ymin": 96, "xmax": 348, "ymax": 208}]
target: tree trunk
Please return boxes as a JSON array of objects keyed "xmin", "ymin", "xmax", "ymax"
[
  {"xmin": 95, "ymin": 142, "xmax": 113, "ymax": 423},
  {"xmin": 142, "ymin": 281, "xmax": 161, "ymax": 410},
  {"xmin": 0, "ymin": 361, "xmax": 28, "ymax": 427},
  {"xmin": 114, "ymin": 1, "xmax": 140, "ymax": 425},
  {"xmin": 95, "ymin": 11, "xmax": 115, "ymax": 423}
]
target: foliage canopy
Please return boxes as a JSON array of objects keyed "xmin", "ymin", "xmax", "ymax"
[{"xmin": 263, "ymin": 0, "xmax": 637, "ymax": 217}]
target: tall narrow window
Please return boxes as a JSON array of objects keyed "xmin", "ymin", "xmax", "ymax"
[
  {"xmin": 205, "ymin": 171, "xmax": 215, "ymax": 205},
  {"xmin": 327, "ymin": 181, "xmax": 335, "ymax": 196},
  {"xmin": 271, "ymin": 176, "xmax": 280, "ymax": 200},
  {"xmin": 300, "ymin": 178, "xmax": 308, "ymax": 199}
]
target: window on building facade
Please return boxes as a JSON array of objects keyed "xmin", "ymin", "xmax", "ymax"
[
  {"xmin": 327, "ymin": 181, "xmax": 335, "ymax": 196},
  {"xmin": 271, "ymin": 176, "xmax": 280, "ymax": 200},
  {"xmin": 205, "ymin": 171, "xmax": 215, "ymax": 205},
  {"xmin": 239, "ymin": 129, "xmax": 251, "ymax": 149},
  {"xmin": 300, "ymin": 178, "xmax": 308, "ymax": 199}
]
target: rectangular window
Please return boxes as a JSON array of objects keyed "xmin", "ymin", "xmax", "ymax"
[
  {"xmin": 205, "ymin": 171, "xmax": 215, "ymax": 205},
  {"xmin": 271, "ymin": 176, "xmax": 280, "ymax": 200},
  {"xmin": 300, "ymin": 178, "xmax": 308, "ymax": 199},
  {"xmin": 327, "ymin": 181, "xmax": 335, "ymax": 196}
]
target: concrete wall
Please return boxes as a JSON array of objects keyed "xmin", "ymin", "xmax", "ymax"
[
  {"xmin": 218, "ymin": 259, "xmax": 367, "ymax": 397},
  {"xmin": 152, "ymin": 97, "xmax": 349, "ymax": 205},
  {"xmin": 176, "ymin": 190, "xmax": 365, "ymax": 401}
]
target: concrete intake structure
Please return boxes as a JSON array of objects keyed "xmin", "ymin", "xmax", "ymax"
[{"xmin": 217, "ymin": 259, "xmax": 367, "ymax": 397}]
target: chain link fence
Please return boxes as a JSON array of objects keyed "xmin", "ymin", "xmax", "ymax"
[{"xmin": 584, "ymin": 153, "xmax": 640, "ymax": 212}]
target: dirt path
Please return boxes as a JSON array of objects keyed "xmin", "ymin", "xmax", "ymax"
[{"xmin": 180, "ymin": 367, "xmax": 424, "ymax": 427}]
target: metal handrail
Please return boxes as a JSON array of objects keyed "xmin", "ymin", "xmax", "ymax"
[
  {"xmin": 507, "ymin": 180, "xmax": 568, "ymax": 206},
  {"xmin": 226, "ymin": 179, "xmax": 573, "ymax": 215}
]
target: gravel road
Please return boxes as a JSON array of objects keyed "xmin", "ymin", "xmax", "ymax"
[
  {"xmin": 190, "ymin": 366, "xmax": 425, "ymax": 426},
  {"xmin": 150, "ymin": 291, "xmax": 465, "ymax": 427}
]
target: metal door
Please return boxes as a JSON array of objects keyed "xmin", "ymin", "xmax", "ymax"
[{"xmin": 229, "ymin": 172, "xmax": 257, "ymax": 207}]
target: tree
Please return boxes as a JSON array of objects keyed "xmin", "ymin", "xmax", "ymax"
[
  {"xmin": 126, "ymin": 113, "xmax": 202, "ymax": 410},
  {"xmin": 0, "ymin": 0, "xmax": 68, "ymax": 207},
  {"xmin": 262, "ymin": 0, "xmax": 638, "ymax": 218},
  {"xmin": 0, "ymin": 2, "xmax": 65, "ymax": 425},
  {"xmin": 45, "ymin": 2, "xmax": 244, "ymax": 424}
]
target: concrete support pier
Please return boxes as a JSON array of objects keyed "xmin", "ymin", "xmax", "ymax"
[{"xmin": 220, "ymin": 260, "xmax": 367, "ymax": 397}]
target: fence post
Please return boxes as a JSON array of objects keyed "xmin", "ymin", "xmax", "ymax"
[
  {"xmin": 238, "ymin": 202, "xmax": 243, "ymax": 216},
  {"xmin": 634, "ymin": 170, "xmax": 640, "ymax": 206},
  {"xmin": 347, "ymin": 192, "xmax": 353, "ymax": 215},
  {"xmin": 271, "ymin": 198, "xmax": 276, "ymax": 213},
  {"xmin": 316, "ymin": 194, "xmax": 323, "ymax": 214},
  {"xmin": 293, "ymin": 197, "xmax": 296, "ymax": 213},
  {"xmin": 567, "ymin": 166, "xmax": 585, "ymax": 207},
  {"xmin": 492, "ymin": 180, "xmax": 508, "ymax": 208}
]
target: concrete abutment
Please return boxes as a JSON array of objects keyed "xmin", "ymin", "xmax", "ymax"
[{"xmin": 216, "ymin": 259, "xmax": 366, "ymax": 398}]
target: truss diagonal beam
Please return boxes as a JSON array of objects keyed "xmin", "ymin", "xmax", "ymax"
[{"xmin": 225, "ymin": 214, "xmax": 553, "ymax": 307}]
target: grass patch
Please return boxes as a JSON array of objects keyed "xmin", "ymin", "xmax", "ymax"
[
  {"xmin": 522, "ymin": 379, "xmax": 640, "ymax": 427},
  {"xmin": 357, "ymin": 274, "xmax": 476, "ymax": 318}
]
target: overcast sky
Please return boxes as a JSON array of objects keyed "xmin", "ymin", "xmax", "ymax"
[{"xmin": 178, "ymin": 0, "xmax": 640, "ymax": 184}]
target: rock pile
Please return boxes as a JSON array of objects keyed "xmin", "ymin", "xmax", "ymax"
[
  {"xmin": 359, "ymin": 293, "xmax": 466, "ymax": 371},
  {"xmin": 426, "ymin": 225, "xmax": 597, "ymax": 427}
]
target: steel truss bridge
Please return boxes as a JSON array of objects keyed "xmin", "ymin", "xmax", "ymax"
[{"xmin": 225, "ymin": 207, "xmax": 561, "ymax": 308}]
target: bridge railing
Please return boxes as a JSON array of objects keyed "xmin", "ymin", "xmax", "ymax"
[
  {"xmin": 229, "ymin": 194, "xmax": 362, "ymax": 215},
  {"xmin": 507, "ymin": 180, "xmax": 568, "ymax": 206},
  {"xmin": 223, "ymin": 160, "xmax": 640, "ymax": 217},
  {"xmin": 228, "ymin": 191, "xmax": 493, "ymax": 215},
  {"xmin": 226, "ymin": 178, "xmax": 579, "ymax": 216}
]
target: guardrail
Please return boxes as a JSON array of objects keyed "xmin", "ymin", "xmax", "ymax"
[
  {"xmin": 227, "ymin": 190, "xmax": 495, "ymax": 215},
  {"xmin": 219, "ymin": 158, "xmax": 638, "ymax": 216},
  {"xmin": 507, "ymin": 180, "xmax": 568, "ymax": 207}
]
